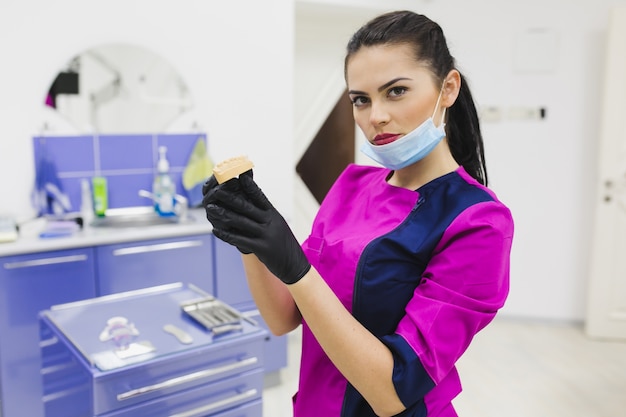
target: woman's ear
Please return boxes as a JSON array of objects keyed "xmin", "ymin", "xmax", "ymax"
[{"xmin": 442, "ymin": 69, "xmax": 461, "ymax": 107}]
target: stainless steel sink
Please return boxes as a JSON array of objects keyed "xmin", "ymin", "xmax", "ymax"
[{"xmin": 89, "ymin": 206, "xmax": 191, "ymax": 228}]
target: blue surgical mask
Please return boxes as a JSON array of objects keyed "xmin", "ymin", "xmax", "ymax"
[{"xmin": 360, "ymin": 89, "xmax": 446, "ymax": 170}]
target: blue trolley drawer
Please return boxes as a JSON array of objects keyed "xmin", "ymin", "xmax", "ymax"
[
  {"xmin": 101, "ymin": 369, "xmax": 264, "ymax": 417},
  {"xmin": 93, "ymin": 337, "xmax": 264, "ymax": 415}
]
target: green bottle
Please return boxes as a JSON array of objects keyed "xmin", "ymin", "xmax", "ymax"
[{"xmin": 92, "ymin": 176, "xmax": 108, "ymax": 217}]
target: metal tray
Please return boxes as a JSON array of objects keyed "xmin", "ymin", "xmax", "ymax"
[{"xmin": 180, "ymin": 296, "xmax": 244, "ymax": 335}]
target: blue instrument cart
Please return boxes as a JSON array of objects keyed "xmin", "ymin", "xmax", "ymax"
[{"xmin": 38, "ymin": 282, "xmax": 267, "ymax": 417}]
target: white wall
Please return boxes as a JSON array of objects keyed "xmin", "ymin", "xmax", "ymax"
[
  {"xmin": 426, "ymin": 0, "xmax": 615, "ymax": 322},
  {"xmin": 0, "ymin": 0, "xmax": 294, "ymax": 220},
  {"xmin": 294, "ymin": 0, "xmax": 626, "ymax": 322}
]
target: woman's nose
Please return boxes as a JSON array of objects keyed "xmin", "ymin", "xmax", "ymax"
[{"xmin": 369, "ymin": 102, "xmax": 390, "ymax": 126}]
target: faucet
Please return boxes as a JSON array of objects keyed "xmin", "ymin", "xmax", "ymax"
[{"xmin": 138, "ymin": 189, "xmax": 189, "ymax": 221}]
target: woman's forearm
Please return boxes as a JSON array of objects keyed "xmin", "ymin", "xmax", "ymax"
[
  {"xmin": 241, "ymin": 253, "xmax": 301, "ymax": 335},
  {"xmin": 287, "ymin": 266, "xmax": 406, "ymax": 417}
]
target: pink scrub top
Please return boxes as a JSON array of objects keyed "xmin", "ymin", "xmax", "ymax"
[{"xmin": 296, "ymin": 164, "xmax": 514, "ymax": 417}]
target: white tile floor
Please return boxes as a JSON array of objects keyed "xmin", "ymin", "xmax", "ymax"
[{"xmin": 262, "ymin": 317, "xmax": 626, "ymax": 416}]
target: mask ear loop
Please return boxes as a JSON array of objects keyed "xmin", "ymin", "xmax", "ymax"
[
  {"xmin": 437, "ymin": 107, "xmax": 447, "ymax": 128},
  {"xmin": 431, "ymin": 83, "xmax": 447, "ymax": 128}
]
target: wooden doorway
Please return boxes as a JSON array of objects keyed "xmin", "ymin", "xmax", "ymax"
[{"xmin": 296, "ymin": 90, "xmax": 354, "ymax": 204}]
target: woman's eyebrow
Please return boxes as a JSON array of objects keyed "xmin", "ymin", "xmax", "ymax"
[
  {"xmin": 347, "ymin": 89, "xmax": 366, "ymax": 96},
  {"xmin": 348, "ymin": 77, "xmax": 413, "ymax": 96},
  {"xmin": 377, "ymin": 77, "xmax": 412, "ymax": 92}
]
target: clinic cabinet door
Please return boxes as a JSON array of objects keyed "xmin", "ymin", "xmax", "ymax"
[
  {"xmin": 96, "ymin": 234, "xmax": 214, "ymax": 295},
  {"xmin": 0, "ymin": 247, "xmax": 97, "ymax": 417}
]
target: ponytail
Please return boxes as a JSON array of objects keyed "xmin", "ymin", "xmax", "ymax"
[{"xmin": 446, "ymin": 73, "xmax": 488, "ymax": 186}]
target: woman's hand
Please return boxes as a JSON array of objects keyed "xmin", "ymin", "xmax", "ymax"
[{"xmin": 202, "ymin": 171, "xmax": 311, "ymax": 284}]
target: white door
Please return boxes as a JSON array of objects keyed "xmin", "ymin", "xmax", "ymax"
[{"xmin": 585, "ymin": 6, "xmax": 626, "ymax": 340}]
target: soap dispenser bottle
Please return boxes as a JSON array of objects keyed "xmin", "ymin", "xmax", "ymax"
[
  {"xmin": 153, "ymin": 146, "xmax": 176, "ymax": 216},
  {"xmin": 80, "ymin": 178, "xmax": 94, "ymax": 227}
]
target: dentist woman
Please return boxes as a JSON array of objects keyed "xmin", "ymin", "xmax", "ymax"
[{"xmin": 203, "ymin": 10, "xmax": 514, "ymax": 417}]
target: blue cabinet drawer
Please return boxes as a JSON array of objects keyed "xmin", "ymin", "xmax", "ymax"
[
  {"xmin": 96, "ymin": 234, "xmax": 214, "ymax": 295},
  {"xmin": 211, "ymin": 398, "xmax": 262, "ymax": 417},
  {"xmin": 100, "ymin": 369, "xmax": 263, "ymax": 417},
  {"xmin": 92, "ymin": 335, "xmax": 264, "ymax": 415}
]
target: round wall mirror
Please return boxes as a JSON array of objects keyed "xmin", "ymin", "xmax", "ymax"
[{"xmin": 45, "ymin": 43, "xmax": 194, "ymax": 133}]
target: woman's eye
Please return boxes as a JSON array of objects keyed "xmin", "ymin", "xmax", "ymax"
[
  {"xmin": 351, "ymin": 96, "xmax": 369, "ymax": 107},
  {"xmin": 388, "ymin": 86, "xmax": 407, "ymax": 98}
]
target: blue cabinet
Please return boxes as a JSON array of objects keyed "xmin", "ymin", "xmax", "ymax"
[
  {"xmin": 0, "ymin": 248, "xmax": 97, "ymax": 417},
  {"xmin": 39, "ymin": 283, "xmax": 266, "ymax": 417},
  {"xmin": 96, "ymin": 234, "xmax": 214, "ymax": 295},
  {"xmin": 213, "ymin": 238, "xmax": 287, "ymax": 373},
  {"xmin": 213, "ymin": 237, "xmax": 254, "ymax": 309},
  {"xmin": 246, "ymin": 310, "xmax": 288, "ymax": 374},
  {"xmin": 0, "ymin": 233, "xmax": 288, "ymax": 417}
]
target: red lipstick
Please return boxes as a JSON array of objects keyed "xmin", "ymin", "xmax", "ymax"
[{"xmin": 373, "ymin": 133, "xmax": 401, "ymax": 145}]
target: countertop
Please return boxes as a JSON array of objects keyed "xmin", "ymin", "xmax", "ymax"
[{"xmin": 0, "ymin": 208, "xmax": 213, "ymax": 257}]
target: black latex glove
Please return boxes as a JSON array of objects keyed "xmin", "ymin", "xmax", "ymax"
[
  {"xmin": 202, "ymin": 174, "xmax": 252, "ymax": 253},
  {"xmin": 202, "ymin": 171, "xmax": 311, "ymax": 285},
  {"xmin": 202, "ymin": 172, "xmax": 253, "ymax": 254},
  {"xmin": 202, "ymin": 173, "xmax": 245, "ymax": 208}
]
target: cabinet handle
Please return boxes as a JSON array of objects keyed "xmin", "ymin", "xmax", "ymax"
[
  {"xmin": 117, "ymin": 356, "xmax": 258, "ymax": 401},
  {"xmin": 3, "ymin": 254, "xmax": 88, "ymax": 270},
  {"xmin": 170, "ymin": 388, "xmax": 258, "ymax": 417},
  {"xmin": 112, "ymin": 240, "xmax": 203, "ymax": 256},
  {"xmin": 168, "ymin": 388, "xmax": 258, "ymax": 417}
]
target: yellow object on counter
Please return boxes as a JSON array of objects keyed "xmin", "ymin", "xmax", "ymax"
[{"xmin": 182, "ymin": 137, "xmax": 214, "ymax": 206}]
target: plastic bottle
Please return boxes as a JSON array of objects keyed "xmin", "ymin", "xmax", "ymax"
[
  {"xmin": 153, "ymin": 146, "xmax": 176, "ymax": 216},
  {"xmin": 80, "ymin": 178, "xmax": 94, "ymax": 227},
  {"xmin": 92, "ymin": 176, "xmax": 108, "ymax": 217}
]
